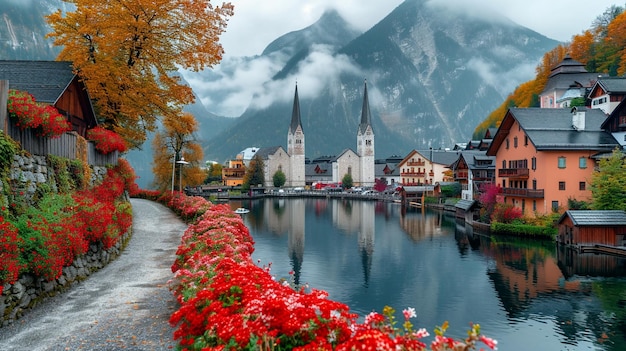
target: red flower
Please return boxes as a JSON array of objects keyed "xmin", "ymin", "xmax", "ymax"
[{"xmin": 86, "ymin": 126, "xmax": 128, "ymax": 154}]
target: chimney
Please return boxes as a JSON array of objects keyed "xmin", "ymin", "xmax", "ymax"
[{"xmin": 571, "ymin": 107, "xmax": 585, "ymax": 131}]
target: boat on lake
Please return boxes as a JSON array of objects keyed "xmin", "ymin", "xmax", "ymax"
[{"xmin": 234, "ymin": 207, "xmax": 250, "ymax": 214}]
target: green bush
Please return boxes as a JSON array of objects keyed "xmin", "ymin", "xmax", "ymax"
[{"xmin": 490, "ymin": 222, "xmax": 557, "ymax": 239}]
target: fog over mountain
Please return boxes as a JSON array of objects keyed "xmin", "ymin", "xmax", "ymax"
[{"xmin": 183, "ymin": 0, "xmax": 559, "ymax": 162}]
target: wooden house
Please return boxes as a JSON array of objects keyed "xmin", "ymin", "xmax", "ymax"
[
  {"xmin": 0, "ymin": 60, "xmax": 98, "ymax": 137},
  {"xmin": 557, "ymin": 210, "xmax": 626, "ymax": 247}
]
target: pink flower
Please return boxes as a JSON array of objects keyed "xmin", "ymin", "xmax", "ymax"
[
  {"xmin": 480, "ymin": 335, "xmax": 498, "ymax": 350},
  {"xmin": 402, "ymin": 307, "xmax": 416, "ymax": 320}
]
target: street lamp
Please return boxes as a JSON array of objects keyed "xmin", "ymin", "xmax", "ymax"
[
  {"xmin": 171, "ymin": 153, "xmax": 178, "ymax": 193},
  {"xmin": 177, "ymin": 156, "xmax": 190, "ymax": 192}
]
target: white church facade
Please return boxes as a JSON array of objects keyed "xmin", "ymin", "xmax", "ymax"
[{"xmin": 252, "ymin": 81, "xmax": 376, "ymax": 188}]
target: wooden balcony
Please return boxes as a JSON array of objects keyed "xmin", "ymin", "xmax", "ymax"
[
  {"xmin": 502, "ymin": 187, "xmax": 544, "ymax": 198},
  {"xmin": 498, "ymin": 168, "xmax": 529, "ymax": 178},
  {"xmin": 401, "ymin": 171, "xmax": 426, "ymax": 177},
  {"xmin": 406, "ymin": 161, "xmax": 425, "ymax": 166}
]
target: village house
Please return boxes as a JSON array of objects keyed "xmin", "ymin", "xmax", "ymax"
[
  {"xmin": 0, "ymin": 60, "xmax": 98, "ymax": 138},
  {"xmin": 486, "ymin": 107, "xmax": 620, "ymax": 216},
  {"xmin": 539, "ymin": 54, "xmax": 598, "ymax": 109},
  {"xmin": 588, "ymin": 77, "xmax": 626, "ymax": 114},
  {"xmin": 398, "ymin": 149, "xmax": 458, "ymax": 186},
  {"xmin": 450, "ymin": 150, "xmax": 495, "ymax": 201},
  {"xmin": 221, "ymin": 156, "xmax": 246, "ymax": 187}
]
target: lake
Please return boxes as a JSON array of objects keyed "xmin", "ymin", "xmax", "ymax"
[{"xmin": 229, "ymin": 197, "xmax": 626, "ymax": 351}]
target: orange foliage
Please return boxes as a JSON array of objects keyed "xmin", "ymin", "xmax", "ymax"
[
  {"xmin": 473, "ymin": 46, "xmax": 568, "ymax": 139},
  {"xmin": 46, "ymin": 0, "xmax": 234, "ymax": 148},
  {"xmin": 152, "ymin": 112, "xmax": 206, "ymax": 191},
  {"xmin": 605, "ymin": 11, "xmax": 626, "ymax": 75}
]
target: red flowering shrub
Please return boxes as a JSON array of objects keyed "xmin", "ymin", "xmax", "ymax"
[
  {"xmin": 39, "ymin": 105, "xmax": 72, "ymax": 138},
  {"xmin": 162, "ymin": 192, "xmax": 498, "ymax": 350},
  {"xmin": 86, "ymin": 126, "xmax": 128, "ymax": 154},
  {"xmin": 0, "ymin": 218, "xmax": 22, "ymax": 294},
  {"xmin": 7, "ymin": 89, "xmax": 71, "ymax": 138},
  {"xmin": 7, "ymin": 157, "xmax": 136, "ymax": 282},
  {"xmin": 492, "ymin": 203, "xmax": 523, "ymax": 224}
]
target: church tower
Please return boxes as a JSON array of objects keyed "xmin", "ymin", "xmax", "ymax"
[
  {"xmin": 357, "ymin": 80, "xmax": 375, "ymax": 187},
  {"xmin": 287, "ymin": 84, "xmax": 305, "ymax": 187}
]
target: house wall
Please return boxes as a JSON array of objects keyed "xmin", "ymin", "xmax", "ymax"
[
  {"xmin": 494, "ymin": 119, "xmax": 596, "ymax": 216},
  {"xmin": 574, "ymin": 227, "xmax": 618, "ymax": 246}
]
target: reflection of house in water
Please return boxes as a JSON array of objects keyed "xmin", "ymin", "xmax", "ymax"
[
  {"xmin": 480, "ymin": 237, "xmax": 581, "ymax": 316},
  {"xmin": 287, "ymin": 198, "xmax": 306, "ymax": 286},
  {"xmin": 557, "ymin": 245, "xmax": 626, "ymax": 278},
  {"xmin": 399, "ymin": 210, "xmax": 445, "ymax": 242}
]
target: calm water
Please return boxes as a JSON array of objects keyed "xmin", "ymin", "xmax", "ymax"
[{"xmin": 229, "ymin": 198, "xmax": 626, "ymax": 351}]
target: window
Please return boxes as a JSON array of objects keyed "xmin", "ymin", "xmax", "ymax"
[
  {"xmin": 524, "ymin": 136, "xmax": 528, "ymax": 146},
  {"xmin": 559, "ymin": 181, "xmax": 566, "ymax": 190},
  {"xmin": 552, "ymin": 201, "xmax": 559, "ymax": 211},
  {"xmin": 531, "ymin": 157, "xmax": 536, "ymax": 170},
  {"xmin": 522, "ymin": 199, "xmax": 525, "ymax": 213},
  {"xmin": 506, "ymin": 139, "xmax": 509, "ymax": 149},
  {"xmin": 532, "ymin": 179, "xmax": 537, "ymax": 190},
  {"xmin": 502, "ymin": 160, "xmax": 506, "ymax": 169},
  {"xmin": 579, "ymin": 157, "xmax": 587, "ymax": 169},
  {"xmin": 533, "ymin": 200, "xmax": 537, "ymax": 212},
  {"xmin": 348, "ymin": 166, "xmax": 352, "ymax": 175},
  {"xmin": 558, "ymin": 157, "xmax": 566, "ymax": 169},
  {"xmin": 579, "ymin": 181, "xmax": 586, "ymax": 190},
  {"xmin": 514, "ymin": 137, "xmax": 518, "ymax": 148}
]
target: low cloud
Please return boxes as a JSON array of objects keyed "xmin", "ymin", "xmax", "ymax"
[
  {"xmin": 182, "ymin": 45, "xmax": 364, "ymax": 117},
  {"xmin": 467, "ymin": 57, "xmax": 536, "ymax": 94}
]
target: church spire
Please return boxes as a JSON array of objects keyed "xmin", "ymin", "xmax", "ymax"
[
  {"xmin": 358, "ymin": 79, "xmax": 372, "ymax": 134},
  {"xmin": 289, "ymin": 83, "xmax": 303, "ymax": 134}
]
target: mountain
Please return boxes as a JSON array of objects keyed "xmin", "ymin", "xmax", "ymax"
[
  {"xmin": 196, "ymin": 0, "xmax": 560, "ymax": 162},
  {"xmin": 0, "ymin": 0, "xmax": 64, "ymax": 60}
]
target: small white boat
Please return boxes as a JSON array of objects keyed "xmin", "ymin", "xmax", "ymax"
[{"xmin": 234, "ymin": 207, "xmax": 250, "ymax": 214}]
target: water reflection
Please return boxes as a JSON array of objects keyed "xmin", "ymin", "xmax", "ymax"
[{"xmin": 230, "ymin": 198, "xmax": 626, "ymax": 351}]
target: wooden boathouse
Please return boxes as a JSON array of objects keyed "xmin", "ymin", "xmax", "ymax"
[{"xmin": 557, "ymin": 210, "xmax": 626, "ymax": 255}]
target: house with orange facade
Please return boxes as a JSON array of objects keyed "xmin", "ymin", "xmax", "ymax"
[
  {"xmin": 486, "ymin": 107, "xmax": 620, "ymax": 216},
  {"xmin": 221, "ymin": 156, "xmax": 246, "ymax": 186}
]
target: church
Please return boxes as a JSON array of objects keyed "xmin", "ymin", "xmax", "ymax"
[{"xmin": 252, "ymin": 81, "xmax": 376, "ymax": 188}]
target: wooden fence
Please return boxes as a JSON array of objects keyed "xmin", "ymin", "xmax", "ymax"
[{"xmin": 0, "ymin": 80, "xmax": 118, "ymax": 166}]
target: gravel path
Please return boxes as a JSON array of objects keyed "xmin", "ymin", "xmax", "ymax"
[{"xmin": 0, "ymin": 199, "xmax": 187, "ymax": 351}]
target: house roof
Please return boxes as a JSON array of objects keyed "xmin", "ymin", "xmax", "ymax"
[
  {"xmin": 592, "ymin": 77, "xmax": 626, "ymax": 95},
  {"xmin": 487, "ymin": 108, "xmax": 619, "ymax": 155},
  {"xmin": 559, "ymin": 210, "xmax": 626, "ymax": 226},
  {"xmin": 455, "ymin": 199, "xmax": 477, "ymax": 211},
  {"xmin": 254, "ymin": 146, "xmax": 285, "ymax": 159},
  {"xmin": 0, "ymin": 60, "xmax": 77, "ymax": 104}
]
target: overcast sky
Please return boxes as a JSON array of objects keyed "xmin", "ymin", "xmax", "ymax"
[{"xmin": 219, "ymin": 0, "xmax": 623, "ymax": 57}]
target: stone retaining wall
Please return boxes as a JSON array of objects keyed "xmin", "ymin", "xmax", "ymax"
[{"xmin": 0, "ymin": 153, "xmax": 130, "ymax": 327}]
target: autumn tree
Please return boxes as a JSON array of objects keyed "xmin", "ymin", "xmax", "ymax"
[
  {"xmin": 242, "ymin": 155, "xmax": 264, "ymax": 191},
  {"xmin": 206, "ymin": 163, "xmax": 223, "ymax": 184},
  {"xmin": 590, "ymin": 148, "xmax": 626, "ymax": 211},
  {"xmin": 46, "ymin": 0, "xmax": 233, "ymax": 148},
  {"xmin": 151, "ymin": 112, "xmax": 205, "ymax": 191}
]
